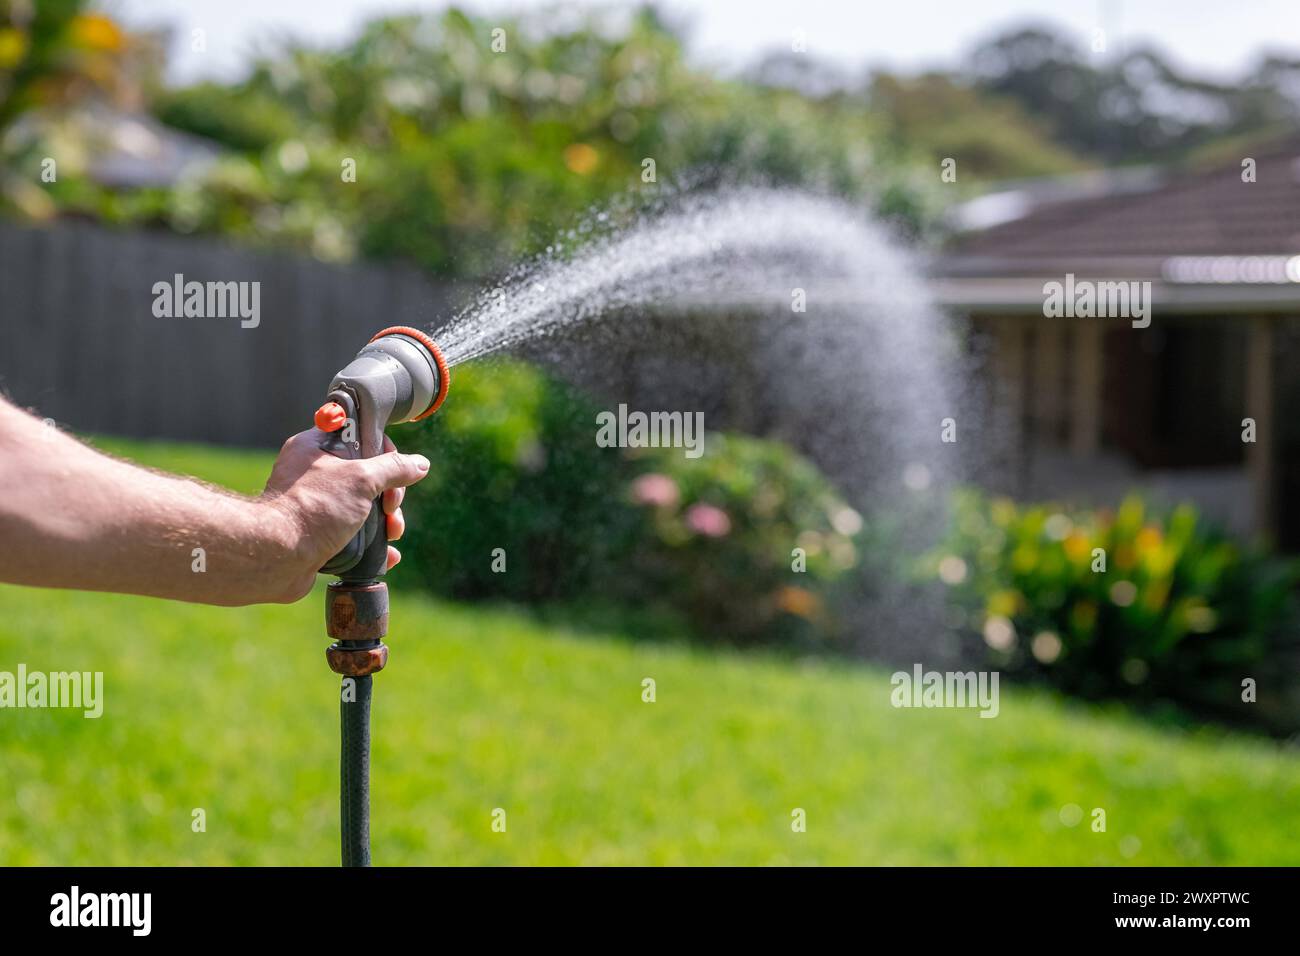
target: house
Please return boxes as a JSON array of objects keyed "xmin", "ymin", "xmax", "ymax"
[
  {"xmin": 932, "ymin": 138, "xmax": 1300, "ymax": 548},
  {"xmin": 9, "ymin": 103, "xmax": 221, "ymax": 189}
]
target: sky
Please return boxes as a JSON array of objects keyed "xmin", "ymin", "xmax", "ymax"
[{"xmin": 107, "ymin": 0, "xmax": 1300, "ymax": 84}]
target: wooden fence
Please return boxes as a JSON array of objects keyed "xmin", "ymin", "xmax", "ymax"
[{"xmin": 0, "ymin": 219, "xmax": 465, "ymax": 447}]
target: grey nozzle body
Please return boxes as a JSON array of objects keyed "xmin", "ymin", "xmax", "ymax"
[
  {"xmin": 318, "ymin": 331, "xmax": 441, "ymax": 578},
  {"xmin": 327, "ymin": 333, "xmax": 441, "ymax": 457}
]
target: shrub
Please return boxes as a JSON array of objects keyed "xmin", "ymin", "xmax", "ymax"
[
  {"xmin": 613, "ymin": 435, "xmax": 861, "ymax": 648},
  {"xmin": 395, "ymin": 360, "xmax": 633, "ymax": 603},
  {"xmin": 394, "ymin": 359, "xmax": 859, "ymax": 646},
  {"xmin": 930, "ymin": 489, "xmax": 1300, "ymax": 731}
]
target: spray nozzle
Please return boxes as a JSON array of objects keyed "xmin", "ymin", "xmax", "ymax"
[
  {"xmin": 317, "ymin": 326, "xmax": 449, "ymax": 578},
  {"xmin": 322, "ymin": 327, "xmax": 448, "ymax": 450}
]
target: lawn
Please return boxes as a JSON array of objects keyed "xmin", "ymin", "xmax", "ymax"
[{"xmin": 0, "ymin": 437, "xmax": 1297, "ymax": 865}]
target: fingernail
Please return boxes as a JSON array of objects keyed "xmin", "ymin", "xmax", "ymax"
[{"xmin": 411, "ymin": 455, "xmax": 430, "ymax": 472}]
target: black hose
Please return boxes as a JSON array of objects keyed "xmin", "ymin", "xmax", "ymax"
[{"xmin": 340, "ymin": 673, "xmax": 372, "ymax": 867}]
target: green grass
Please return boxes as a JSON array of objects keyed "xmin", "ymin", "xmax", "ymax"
[{"xmin": 0, "ymin": 437, "xmax": 1297, "ymax": 865}]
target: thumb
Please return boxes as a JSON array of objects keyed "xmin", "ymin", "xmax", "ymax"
[{"xmin": 365, "ymin": 451, "xmax": 431, "ymax": 495}]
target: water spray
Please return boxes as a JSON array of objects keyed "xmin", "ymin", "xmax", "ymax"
[
  {"xmin": 312, "ymin": 326, "xmax": 449, "ymax": 867},
  {"xmin": 301, "ymin": 192, "xmax": 945, "ymax": 865}
]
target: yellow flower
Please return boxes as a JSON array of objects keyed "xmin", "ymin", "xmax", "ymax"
[
  {"xmin": 986, "ymin": 588, "xmax": 1020, "ymax": 618},
  {"xmin": 563, "ymin": 143, "xmax": 600, "ymax": 175},
  {"xmin": 1011, "ymin": 543, "xmax": 1038, "ymax": 573},
  {"xmin": 775, "ymin": 586, "xmax": 820, "ymax": 620},
  {"xmin": 1135, "ymin": 525, "xmax": 1162, "ymax": 554},
  {"xmin": 0, "ymin": 28, "xmax": 28, "ymax": 69},
  {"xmin": 990, "ymin": 497, "xmax": 1017, "ymax": 527},
  {"xmin": 1063, "ymin": 531, "xmax": 1091, "ymax": 563},
  {"xmin": 70, "ymin": 14, "xmax": 124, "ymax": 52}
]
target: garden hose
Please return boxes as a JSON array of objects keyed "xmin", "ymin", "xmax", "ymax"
[
  {"xmin": 316, "ymin": 327, "xmax": 450, "ymax": 867},
  {"xmin": 340, "ymin": 674, "xmax": 372, "ymax": 868}
]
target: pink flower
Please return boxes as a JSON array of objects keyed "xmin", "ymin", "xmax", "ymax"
[
  {"xmin": 631, "ymin": 473, "xmax": 679, "ymax": 508},
  {"xmin": 686, "ymin": 503, "xmax": 731, "ymax": 537}
]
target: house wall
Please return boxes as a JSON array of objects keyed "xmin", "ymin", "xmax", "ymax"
[{"xmin": 968, "ymin": 312, "xmax": 1278, "ymax": 543}]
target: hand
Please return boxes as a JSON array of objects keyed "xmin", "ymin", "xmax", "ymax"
[
  {"xmin": 259, "ymin": 429, "xmax": 430, "ymax": 602},
  {"xmin": 0, "ymin": 397, "xmax": 432, "ymax": 607}
]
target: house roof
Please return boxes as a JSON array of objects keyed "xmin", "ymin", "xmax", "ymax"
[{"xmin": 932, "ymin": 138, "xmax": 1300, "ymax": 314}]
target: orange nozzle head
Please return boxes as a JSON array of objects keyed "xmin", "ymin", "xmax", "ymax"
[
  {"xmin": 369, "ymin": 325, "xmax": 450, "ymax": 420},
  {"xmin": 315, "ymin": 401, "xmax": 348, "ymax": 432}
]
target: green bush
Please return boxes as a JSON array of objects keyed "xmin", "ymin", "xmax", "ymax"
[
  {"xmin": 395, "ymin": 360, "xmax": 632, "ymax": 602},
  {"xmin": 154, "ymin": 83, "xmax": 302, "ymax": 153},
  {"xmin": 930, "ymin": 489, "xmax": 1300, "ymax": 731},
  {"xmin": 395, "ymin": 359, "xmax": 858, "ymax": 646},
  {"xmin": 5, "ymin": 8, "xmax": 936, "ymax": 273},
  {"xmin": 612, "ymin": 435, "xmax": 860, "ymax": 647}
]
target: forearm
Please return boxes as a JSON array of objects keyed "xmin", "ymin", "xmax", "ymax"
[{"xmin": 0, "ymin": 402, "xmax": 298, "ymax": 605}]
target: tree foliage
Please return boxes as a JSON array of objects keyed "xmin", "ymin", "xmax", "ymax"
[
  {"xmin": 963, "ymin": 25, "xmax": 1300, "ymax": 165},
  {"xmin": 144, "ymin": 6, "xmax": 933, "ymax": 276}
]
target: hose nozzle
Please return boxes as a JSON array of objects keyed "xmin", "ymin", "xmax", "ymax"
[
  {"xmin": 319, "ymin": 327, "xmax": 448, "ymax": 449},
  {"xmin": 316, "ymin": 326, "xmax": 449, "ymax": 578}
]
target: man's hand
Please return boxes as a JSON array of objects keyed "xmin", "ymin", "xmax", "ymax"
[
  {"xmin": 260, "ymin": 430, "xmax": 430, "ymax": 602},
  {"xmin": 0, "ymin": 397, "xmax": 430, "ymax": 606}
]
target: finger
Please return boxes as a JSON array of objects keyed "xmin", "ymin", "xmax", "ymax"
[
  {"xmin": 364, "ymin": 450, "xmax": 430, "ymax": 496},
  {"xmin": 379, "ymin": 435, "xmax": 404, "ymax": 511},
  {"xmin": 386, "ymin": 546, "xmax": 401, "ymax": 570},
  {"xmin": 386, "ymin": 507, "xmax": 405, "ymax": 541},
  {"xmin": 282, "ymin": 428, "xmax": 325, "ymax": 454}
]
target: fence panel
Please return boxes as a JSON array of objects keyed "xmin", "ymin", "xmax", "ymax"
[{"xmin": 0, "ymin": 220, "xmax": 465, "ymax": 448}]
